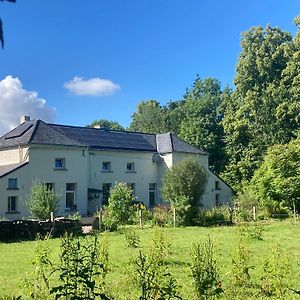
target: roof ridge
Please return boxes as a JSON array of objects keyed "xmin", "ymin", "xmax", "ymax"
[
  {"xmin": 28, "ymin": 119, "xmax": 41, "ymax": 143},
  {"xmin": 46, "ymin": 122, "xmax": 157, "ymax": 136}
]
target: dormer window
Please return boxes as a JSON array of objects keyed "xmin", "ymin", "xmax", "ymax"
[
  {"xmin": 102, "ymin": 161, "xmax": 111, "ymax": 172},
  {"xmin": 55, "ymin": 158, "xmax": 66, "ymax": 169},
  {"xmin": 126, "ymin": 162, "xmax": 135, "ymax": 172}
]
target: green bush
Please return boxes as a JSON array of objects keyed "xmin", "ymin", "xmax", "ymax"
[
  {"xmin": 152, "ymin": 205, "xmax": 171, "ymax": 227},
  {"xmin": 190, "ymin": 238, "xmax": 223, "ymax": 299},
  {"xmin": 27, "ymin": 182, "xmax": 59, "ymax": 220},
  {"xmin": 103, "ymin": 182, "xmax": 135, "ymax": 230},
  {"xmin": 162, "ymin": 158, "xmax": 207, "ymax": 225},
  {"xmin": 196, "ymin": 206, "xmax": 233, "ymax": 226}
]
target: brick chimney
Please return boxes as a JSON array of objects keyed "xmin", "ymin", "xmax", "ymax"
[{"xmin": 20, "ymin": 115, "xmax": 30, "ymax": 124}]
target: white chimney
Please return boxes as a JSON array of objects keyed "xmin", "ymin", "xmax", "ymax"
[{"xmin": 20, "ymin": 115, "xmax": 30, "ymax": 124}]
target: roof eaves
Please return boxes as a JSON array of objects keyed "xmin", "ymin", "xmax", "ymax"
[{"xmin": 0, "ymin": 162, "xmax": 29, "ymax": 178}]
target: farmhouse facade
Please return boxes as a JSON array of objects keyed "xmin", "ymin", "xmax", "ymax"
[{"xmin": 0, "ymin": 117, "xmax": 233, "ymax": 220}]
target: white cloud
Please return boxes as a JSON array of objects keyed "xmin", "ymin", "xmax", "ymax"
[
  {"xmin": 64, "ymin": 76, "xmax": 120, "ymax": 96},
  {"xmin": 0, "ymin": 76, "xmax": 56, "ymax": 136}
]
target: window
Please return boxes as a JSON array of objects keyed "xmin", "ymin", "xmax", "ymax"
[
  {"xmin": 215, "ymin": 194, "xmax": 221, "ymax": 206},
  {"xmin": 8, "ymin": 178, "xmax": 17, "ymax": 189},
  {"xmin": 66, "ymin": 183, "xmax": 76, "ymax": 210},
  {"xmin": 45, "ymin": 183, "xmax": 55, "ymax": 191},
  {"xmin": 215, "ymin": 181, "xmax": 220, "ymax": 190},
  {"xmin": 127, "ymin": 183, "xmax": 136, "ymax": 195},
  {"xmin": 102, "ymin": 161, "xmax": 111, "ymax": 172},
  {"xmin": 126, "ymin": 162, "xmax": 135, "ymax": 172},
  {"xmin": 149, "ymin": 183, "xmax": 156, "ymax": 207},
  {"xmin": 102, "ymin": 183, "xmax": 112, "ymax": 205},
  {"xmin": 7, "ymin": 196, "xmax": 18, "ymax": 212},
  {"xmin": 55, "ymin": 158, "xmax": 65, "ymax": 169}
]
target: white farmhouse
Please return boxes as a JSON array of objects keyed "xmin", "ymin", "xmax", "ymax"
[{"xmin": 0, "ymin": 117, "xmax": 233, "ymax": 220}]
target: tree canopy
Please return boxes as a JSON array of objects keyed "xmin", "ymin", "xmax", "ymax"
[
  {"xmin": 87, "ymin": 119, "xmax": 125, "ymax": 131},
  {"xmin": 250, "ymin": 138, "xmax": 300, "ymax": 211}
]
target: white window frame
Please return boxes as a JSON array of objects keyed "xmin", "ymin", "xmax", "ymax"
[
  {"xmin": 7, "ymin": 196, "xmax": 18, "ymax": 212},
  {"xmin": 102, "ymin": 161, "xmax": 111, "ymax": 172},
  {"xmin": 8, "ymin": 178, "xmax": 18, "ymax": 189},
  {"xmin": 66, "ymin": 183, "xmax": 76, "ymax": 210},
  {"xmin": 55, "ymin": 158, "xmax": 66, "ymax": 169},
  {"xmin": 126, "ymin": 162, "xmax": 135, "ymax": 172},
  {"xmin": 149, "ymin": 183, "xmax": 156, "ymax": 207}
]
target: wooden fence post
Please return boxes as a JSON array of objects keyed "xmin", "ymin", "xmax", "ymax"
[
  {"xmin": 98, "ymin": 209, "xmax": 102, "ymax": 231},
  {"xmin": 173, "ymin": 207, "xmax": 176, "ymax": 227},
  {"xmin": 253, "ymin": 206, "xmax": 256, "ymax": 221},
  {"xmin": 139, "ymin": 209, "xmax": 143, "ymax": 229}
]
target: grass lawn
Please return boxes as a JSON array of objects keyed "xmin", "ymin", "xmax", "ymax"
[{"xmin": 0, "ymin": 219, "xmax": 300, "ymax": 299}]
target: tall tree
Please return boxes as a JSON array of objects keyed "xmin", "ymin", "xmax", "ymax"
[
  {"xmin": 129, "ymin": 100, "xmax": 166, "ymax": 133},
  {"xmin": 178, "ymin": 77, "xmax": 227, "ymax": 173},
  {"xmin": 222, "ymin": 23, "xmax": 297, "ymax": 188},
  {"xmin": 0, "ymin": 0, "xmax": 16, "ymax": 48}
]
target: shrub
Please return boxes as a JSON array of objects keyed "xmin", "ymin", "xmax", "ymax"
[
  {"xmin": 104, "ymin": 182, "xmax": 135, "ymax": 229},
  {"xmin": 231, "ymin": 240, "xmax": 253, "ymax": 288},
  {"xmin": 152, "ymin": 205, "xmax": 171, "ymax": 227},
  {"xmin": 27, "ymin": 182, "xmax": 59, "ymax": 220},
  {"xmin": 124, "ymin": 229, "xmax": 140, "ymax": 248},
  {"xmin": 196, "ymin": 206, "xmax": 232, "ymax": 226},
  {"xmin": 162, "ymin": 158, "xmax": 207, "ymax": 225},
  {"xmin": 261, "ymin": 244, "xmax": 291, "ymax": 298},
  {"xmin": 50, "ymin": 233, "xmax": 110, "ymax": 299},
  {"xmin": 190, "ymin": 238, "xmax": 223, "ymax": 299}
]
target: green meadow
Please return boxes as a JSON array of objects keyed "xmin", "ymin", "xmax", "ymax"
[{"xmin": 0, "ymin": 220, "xmax": 300, "ymax": 299}]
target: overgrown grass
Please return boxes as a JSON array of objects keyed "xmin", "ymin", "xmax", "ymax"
[{"xmin": 0, "ymin": 219, "xmax": 300, "ymax": 299}]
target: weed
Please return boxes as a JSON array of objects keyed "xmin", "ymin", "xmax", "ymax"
[{"xmin": 190, "ymin": 238, "xmax": 223, "ymax": 299}]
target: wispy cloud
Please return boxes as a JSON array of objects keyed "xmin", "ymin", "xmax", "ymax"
[
  {"xmin": 0, "ymin": 76, "xmax": 56, "ymax": 136},
  {"xmin": 64, "ymin": 76, "xmax": 120, "ymax": 96}
]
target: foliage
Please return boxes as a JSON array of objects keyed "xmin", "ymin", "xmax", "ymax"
[
  {"xmin": 135, "ymin": 251, "xmax": 182, "ymax": 300},
  {"xmin": 149, "ymin": 228, "xmax": 171, "ymax": 266},
  {"xmin": 129, "ymin": 100, "xmax": 166, "ymax": 133},
  {"xmin": 135, "ymin": 228, "xmax": 181, "ymax": 300},
  {"xmin": 50, "ymin": 233, "xmax": 110, "ymax": 300},
  {"xmin": 124, "ymin": 229, "xmax": 140, "ymax": 248},
  {"xmin": 162, "ymin": 158, "xmax": 207, "ymax": 225},
  {"xmin": 179, "ymin": 77, "xmax": 227, "ymax": 173},
  {"xmin": 105, "ymin": 182, "xmax": 135, "ymax": 228},
  {"xmin": 2, "ymin": 222, "xmax": 300, "ymax": 299},
  {"xmin": 261, "ymin": 244, "xmax": 291, "ymax": 298},
  {"xmin": 236, "ymin": 222, "xmax": 264, "ymax": 240},
  {"xmin": 190, "ymin": 238, "xmax": 223, "ymax": 299},
  {"xmin": 231, "ymin": 240, "xmax": 253, "ymax": 288},
  {"xmin": 23, "ymin": 234, "xmax": 52, "ymax": 299},
  {"xmin": 222, "ymin": 22, "xmax": 300, "ymax": 188},
  {"xmin": 87, "ymin": 119, "xmax": 124, "ymax": 131},
  {"xmin": 152, "ymin": 205, "xmax": 171, "ymax": 227},
  {"xmin": 250, "ymin": 139, "xmax": 300, "ymax": 212},
  {"xmin": 26, "ymin": 182, "xmax": 59, "ymax": 220},
  {"xmin": 196, "ymin": 206, "xmax": 233, "ymax": 226}
]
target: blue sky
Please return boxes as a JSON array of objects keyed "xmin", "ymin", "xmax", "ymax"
[{"xmin": 0, "ymin": 0, "xmax": 299, "ymax": 134}]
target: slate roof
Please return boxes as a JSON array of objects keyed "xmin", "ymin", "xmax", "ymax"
[
  {"xmin": 0, "ymin": 162, "xmax": 28, "ymax": 178},
  {"xmin": 0, "ymin": 120, "xmax": 207, "ymax": 154}
]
